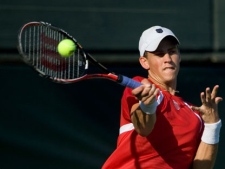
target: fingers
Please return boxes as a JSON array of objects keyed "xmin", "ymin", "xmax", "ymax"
[
  {"xmin": 135, "ymin": 84, "xmax": 157, "ymax": 101},
  {"xmin": 215, "ymin": 97, "xmax": 223, "ymax": 104},
  {"xmin": 211, "ymin": 85, "xmax": 219, "ymax": 99},
  {"xmin": 132, "ymin": 79, "xmax": 151, "ymax": 96},
  {"xmin": 132, "ymin": 79, "xmax": 159, "ymax": 104},
  {"xmin": 211, "ymin": 85, "xmax": 223, "ymax": 104},
  {"xmin": 205, "ymin": 87, "xmax": 211, "ymax": 102},
  {"xmin": 191, "ymin": 105, "xmax": 200, "ymax": 112},
  {"xmin": 200, "ymin": 85, "xmax": 223, "ymax": 105},
  {"xmin": 141, "ymin": 78, "xmax": 152, "ymax": 86},
  {"xmin": 193, "ymin": 85, "xmax": 223, "ymax": 115},
  {"xmin": 200, "ymin": 92, "xmax": 206, "ymax": 105}
]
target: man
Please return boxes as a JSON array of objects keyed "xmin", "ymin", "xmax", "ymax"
[{"xmin": 102, "ymin": 26, "xmax": 222, "ymax": 169}]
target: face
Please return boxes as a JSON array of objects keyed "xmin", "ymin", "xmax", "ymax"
[{"xmin": 140, "ymin": 37, "xmax": 180, "ymax": 85}]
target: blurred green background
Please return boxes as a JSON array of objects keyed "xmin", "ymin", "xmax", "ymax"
[{"xmin": 0, "ymin": 1, "xmax": 225, "ymax": 168}]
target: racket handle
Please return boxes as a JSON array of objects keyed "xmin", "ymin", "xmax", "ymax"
[{"xmin": 118, "ymin": 75, "xmax": 142, "ymax": 89}]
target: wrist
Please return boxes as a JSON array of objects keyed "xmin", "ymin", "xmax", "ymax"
[
  {"xmin": 139, "ymin": 99, "xmax": 158, "ymax": 115},
  {"xmin": 201, "ymin": 119, "xmax": 222, "ymax": 144}
]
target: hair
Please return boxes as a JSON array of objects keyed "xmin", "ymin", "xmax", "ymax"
[
  {"xmin": 144, "ymin": 51, "xmax": 148, "ymax": 58},
  {"xmin": 164, "ymin": 36, "xmax": 179, "ymax": 46}
]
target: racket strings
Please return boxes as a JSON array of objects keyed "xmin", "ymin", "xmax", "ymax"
[{"xmin": 20, "ymin": 24, "xmax": 86, "ymax": 80}]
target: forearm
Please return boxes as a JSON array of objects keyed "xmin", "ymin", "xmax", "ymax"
[
  {"xmin": 131, "ymin": 103, "xmax": 156, "ymax": 136},
  {"xmin": 192, "ymin": 120, "xmax": 222, "ymax": 169},
  {"xmin": 192, "ymin": 142, "xmax": 218, "ymax": 169}
]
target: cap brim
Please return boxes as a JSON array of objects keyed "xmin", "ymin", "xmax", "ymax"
[{"xmin": 145, "ymin": 35, "xmax": 179, "ymax": 52}]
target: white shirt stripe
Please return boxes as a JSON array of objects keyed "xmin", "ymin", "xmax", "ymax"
[
  {"xmin": 119, "ymin": 91, "xmax": 164, "ymax": 134},
  {"xmin": 119, "ymin": 123, "xmax": 134, "ymax": 134}
]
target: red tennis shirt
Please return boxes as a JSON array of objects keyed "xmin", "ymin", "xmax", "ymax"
[{"xmin": 102, "ymin": 76, "xmax": 204, "ymax": 169}]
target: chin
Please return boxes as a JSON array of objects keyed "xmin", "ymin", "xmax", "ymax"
[{"xmin": 164, "ymin": 77, "xmax": 177, "ymax": 83}]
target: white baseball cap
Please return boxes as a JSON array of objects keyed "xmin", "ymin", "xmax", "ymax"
[{"xmin": 139, "ymin": 26, "xmax": 179, "ymax": 56}]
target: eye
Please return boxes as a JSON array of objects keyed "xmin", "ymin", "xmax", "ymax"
[
  {"xmin": 154, "ymin": 52, "xmax": 165, "ymax": 57},
  {"xmin": 168, "ymin": 49, "xmax": 177, "ymax": 55}
]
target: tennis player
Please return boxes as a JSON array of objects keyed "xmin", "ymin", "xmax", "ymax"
[{"xmin": 102, "ymin": 26, "xmax": 222, "ymax": 169}]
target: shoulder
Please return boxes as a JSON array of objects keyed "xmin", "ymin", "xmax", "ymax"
[{"xmin": 132, "ymin": 76, "xmax": 145, "ymax": 82}]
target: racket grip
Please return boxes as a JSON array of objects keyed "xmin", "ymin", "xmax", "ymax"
[{"xmin": 118, "ymin": 75, "xmax": 142, "ymax": 89}]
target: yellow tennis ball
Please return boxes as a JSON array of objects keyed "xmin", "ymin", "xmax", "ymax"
[{"xmin": 57, "ymin": 39, "xmax": 76, "ymax": 57}]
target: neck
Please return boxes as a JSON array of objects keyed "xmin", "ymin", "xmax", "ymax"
[{"xmin": 148, "ymin": 75, "xmax": 178, "ymax": 95}]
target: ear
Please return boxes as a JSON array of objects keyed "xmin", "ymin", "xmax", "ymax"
[
  {"xmin": 178, "ymin": 52, "xmax": 181, "ymax": 63},
  {"xmin": 177, "ymin": 47, "xmax": 181, "ymax": 62},
  {"xmin": 139, "ymin": 56, "xmax": 150, "ymax": 70}
]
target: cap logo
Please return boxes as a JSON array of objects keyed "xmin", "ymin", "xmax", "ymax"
[{"xmin": 156, "ymin": 28, "xmax": 163, "ymax": 33}]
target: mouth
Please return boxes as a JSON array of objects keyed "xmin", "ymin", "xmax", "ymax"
[{"xmin": 163, "ymin": 67, "xmax": 175, "ymax": 70}]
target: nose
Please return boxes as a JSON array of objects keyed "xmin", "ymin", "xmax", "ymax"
[{"xmin": 163, "ymin": 53, "xmax": 172, "ymax": 62}]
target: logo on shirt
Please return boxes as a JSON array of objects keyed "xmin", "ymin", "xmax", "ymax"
[{"xmin": 173, "ymin": 100, "xmax": 180, "ymax": 110}]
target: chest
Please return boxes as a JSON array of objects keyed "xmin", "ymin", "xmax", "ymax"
[{"xmin": 155, "ymin": 94, "xmax": 203, "ymax": 138}]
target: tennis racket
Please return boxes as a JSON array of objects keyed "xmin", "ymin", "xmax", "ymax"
[{"xmin": 17, "ymin": 21, "xmax": 141, "ymax": 88}]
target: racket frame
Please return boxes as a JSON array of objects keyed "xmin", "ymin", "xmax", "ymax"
[{"xmin": 18, "ymin": 21, "xmax": 142, "ymax": 88}]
